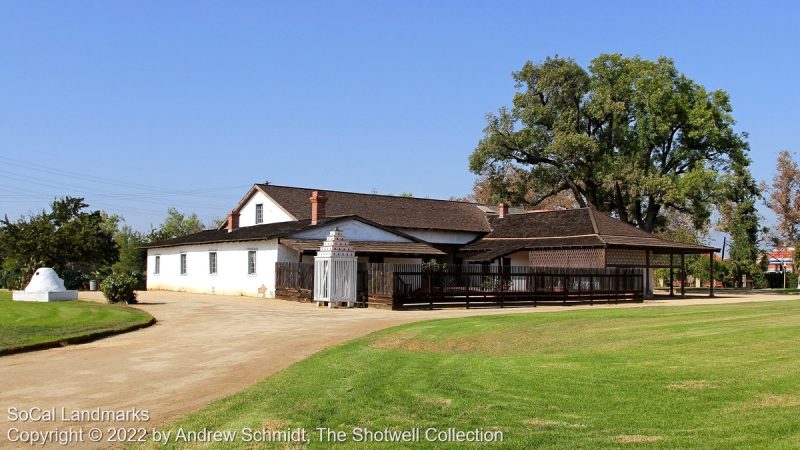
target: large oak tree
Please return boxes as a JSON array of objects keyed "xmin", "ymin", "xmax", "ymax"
[{"xmin": 469, "ymin": 54, "xmax": 753, "ymax": 232}]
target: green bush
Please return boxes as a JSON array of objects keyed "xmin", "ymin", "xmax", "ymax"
[
  {"xmin": 130, "ymin": 271, "xmax": 147, "ymax": 290},
  {"xmin": 0, "ymin": 270, "xmax": 25, "ymax": 290},
  {"xmin": 421, "ymin": 259, "xmax": 448, "ymax": 273},
  {"xmin": 100, "ymin": 273, "xmax": 138, "ymax": 304},
  {"xmin": 765, "ymin": 271, "xmax": 799, "ymax": 289},
  {"xmin": 62, "ymin": 269, "xmax": 89, "ymax": 290}
]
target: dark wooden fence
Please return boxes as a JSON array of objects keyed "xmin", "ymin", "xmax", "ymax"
[
  {"xmin": 389, "ymin": 265, "xmax": 643, "ymax": 309},
  {"xmin": 275, "ymin": 262, "xmax": 644, "ymax": 309},
  {"xmin": 275, "ymin": 262, "xmax": 314, "ymax": 300}
]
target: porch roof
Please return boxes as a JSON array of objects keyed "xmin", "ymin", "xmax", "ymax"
[
  {"xmin": 462, "ymin": 208, "xmax": 717, "ymax": 262},
  {"xmin": 280, "ymin": 238, "xmax": 445, "ymax": 256},
  {"xmin": 144, "ymin": 215, "xmax": 423, "ymax": 249}
]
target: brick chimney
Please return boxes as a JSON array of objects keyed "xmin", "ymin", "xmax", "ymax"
[
  {"xmin": 498, "ymin": 202, "xmax": 508, "ymax": 219},
  {"xmin": 226, "ymin": 211, "xmax": 240, "ymax": 233},
  {"xmin": 310, "ymin": 190, "xmax": 328, "ymax": 225}
]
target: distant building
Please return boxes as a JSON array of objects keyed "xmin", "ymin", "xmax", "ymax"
[{"xmin": 767, "ymin": 247, "xmax": 794, "ymax": 273}]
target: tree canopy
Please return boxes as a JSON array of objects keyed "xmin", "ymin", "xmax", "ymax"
[
  {"xmin": 0, "ymin": 197, "xmax": 119, "ymax": 286},
  {"xmin": 148, "ymin": 207, "xmax": 205, "ymax": 243},
  {"xmin": 469, "ymin": 54, "xmax": 752, "ymax": 232},
  {"xmin": 767, "ymin": 150, "xmax": 800, "ymax": 245}
]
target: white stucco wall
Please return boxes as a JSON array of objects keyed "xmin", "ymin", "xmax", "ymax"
[
  {"xmin": 508, "ymin": 251, "xmax": 530, "ymax": 291},
  {"xmin": 289, "ymin": 219, "xmax": 411, "ymax": 242},
  {"xmin": 147, "ymin": 240, "xmax": 283, "ymax": 297},
  {"xmin": 398, "ymin": 228, "xmax": 481, "ymax": 245},
  {"xmin": 238, "ymin": 190, "xmax": 294, "ymax": 227}
]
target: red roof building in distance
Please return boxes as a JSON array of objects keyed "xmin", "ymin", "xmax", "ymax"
[{"xmin": 767, "ymin": 248, "xmax": 795, "ymax": 273}]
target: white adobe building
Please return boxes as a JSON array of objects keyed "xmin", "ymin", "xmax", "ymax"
[
  {"xmin": 145, "ymin": 184, "xmax": 717, "ymax": 299},
  {"xmin": 145, "ymin": 185, "xmax": 482, "ymax": 297}
]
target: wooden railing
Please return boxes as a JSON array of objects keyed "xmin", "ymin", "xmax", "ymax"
[
  {"xmin": 389, "ymin": 266, "xmax": 644, "ymax": 309},
  {"xmin": 275, "ymin": 262, "xmax": 644, "ymax": 309}
]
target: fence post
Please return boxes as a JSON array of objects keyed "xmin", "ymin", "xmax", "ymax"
[
  {"xmin": 500, "ymin": 274, "xmax": 505, "ymax": 308},
  {"xmin": 465, "ymin": 272, "xmax": 470, "ymax": 309},
  {"xmin": 466, "ymin": 272, "xmax": 471, "ymax": 308},
  {"xmin": 427, "ymin": 274, "xmax": 433, "ymax": 310}
]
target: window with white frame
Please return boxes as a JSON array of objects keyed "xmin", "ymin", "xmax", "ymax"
[
  {"xmin": 209, "ymin": 251, "xmax": 217, "ymax": 275},
  {"xmin": 255, "ymin": 204, "xmax": 263, "ymax": 224},
  {"xmin": 180, "ymin": 253, "xmax": 187, "ymax": 275},
  {"xmin": 247, "ymin": 250, "xmax": 257, "ymax": 275},
  {"xmin": 154, "ymin": 255, "xmax": 160, "ymax": 275}
]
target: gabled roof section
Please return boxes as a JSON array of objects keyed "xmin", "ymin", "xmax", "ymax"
[
  {"xmin": 145, "ymin": 215, "xmax": 424, "ymax": 249},
  {"xmin": 257, "ymin": 184, "xmax": 492, "ymax": 233},
  {"xmin": 484, "ymin": 208, "xmax": 596, "ymax": 238},
  {"xmin": 217, "ymin": 184, "xmax": 298, "ymax": 229},
  {"xmin": 463, "ymin": 207, "xmax": 718, "ymax": 261}
]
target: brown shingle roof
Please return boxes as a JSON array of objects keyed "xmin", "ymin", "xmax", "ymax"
[
  {"xmin": 257, "ymin": 184, "xmax": 492, "ymax": 233},
  {"xmin": 280, "ymin": 239, "xmax": 444, "ymax": 256},
  {"xmin": 144, "ymin": 220, "xmax": 314, "ymax": 248},
  {"xmin": 484, "ymin": 209, "xmax": 596, "ymax": 238},
  {"xmin": 463, "ymin": 236, "xmax": 605, "ymax": 261},
  {"xmin": 144, "ymin": 215, "xmax": 426, "ymax": 249},
  {"xmin": 462, "ymin": 208, "xmax": 717, "ymax": 261}
]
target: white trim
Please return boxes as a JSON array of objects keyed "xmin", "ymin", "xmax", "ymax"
[
  {"xmin": 255, "ymin": 203, "xmax": 264, "ymax": 224},
  {"xmin": 209, "ymin": 251, "xmax": 218, "ymax": 275},
  {"xmin": 247, "ymin": 249, "xmax": 257, "ymax": 276}
]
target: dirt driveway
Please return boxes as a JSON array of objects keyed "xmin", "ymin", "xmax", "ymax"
[{"xmin": 0, "ymin": 290, "xmax": 796, "ymax": 448}]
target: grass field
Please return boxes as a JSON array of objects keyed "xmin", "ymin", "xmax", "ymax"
[
  {"xmin": 152, "ymin": 300, "xmax": 800, "ymax": 449},
  {"xmin": 0, "ymin": 290, "xmax": 153, "ymax": 352}
]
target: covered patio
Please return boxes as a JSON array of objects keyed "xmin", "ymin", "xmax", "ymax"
[{"xmin": 460, "ymin": 208, "xmax": 720, "ymax": 298}]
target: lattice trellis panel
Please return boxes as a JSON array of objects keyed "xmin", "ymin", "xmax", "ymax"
[
  {"xmin": 606, "ymin": 249, "xmax": 677, "ymax": 267},
  {"xmin": 529, "ymin": 249, "xmax": 605, "ymax": 269},
  {"xmin": 650, "ymin": 253, "xmax": 673, "ymax": 267},
  {"xmin": 605, "ymin": 249, "xmax": 646, "ymax": 266}
]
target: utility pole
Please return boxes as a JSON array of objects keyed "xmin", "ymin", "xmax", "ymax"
[{"xmin": 780, "ymin": 257, "xmax": 787, "ymax": 289}]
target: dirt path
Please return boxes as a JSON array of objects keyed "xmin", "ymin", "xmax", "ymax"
[{"xmin": 0, "ymin": 290, "xmax": 796, "ymax": 448}]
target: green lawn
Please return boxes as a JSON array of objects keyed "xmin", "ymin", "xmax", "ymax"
[
  {"xmin": 151, "ymin": 300, "xmax": 800, "ymax": 449},
  {"xmin": 0, "ymin": 290, "xmax": 153, "ymax": 352}
]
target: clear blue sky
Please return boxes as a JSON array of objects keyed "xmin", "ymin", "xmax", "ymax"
[{"xmin": 1, "ymin": 1, "xmax": 798, "ymax": 237}]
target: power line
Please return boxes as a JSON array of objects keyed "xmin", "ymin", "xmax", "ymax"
[{"xmin": 0, "ymin": 155, "xmax": 250, "ymax": 196}]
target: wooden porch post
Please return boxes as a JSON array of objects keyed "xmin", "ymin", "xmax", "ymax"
[
  {"xmin": 709, "ymin": 251, "xmax": 715, "ymax": 298},
  {"xmin": 669, "ymin": 253, "xmax": 674, "ymax": 297},
  {"xmin": 644, "ymin": 250, "xmax": 651, "ymax": 299},
  {"xmin": 680, "ymin": 253, "xmax": 686, "ymax": 297}
]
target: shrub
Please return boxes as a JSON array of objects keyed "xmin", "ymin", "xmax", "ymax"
[
  {"xmin": 130, "ymin": 271, "xmax": 147, "ymax": 290},
  {"xmin": 421, "ymin": 259, "xmax": 448, "ymax": 273},
  {"xmin": 0, "ymin": 270, "xmax": 25, "ymax": 290},
  {"xmin": 100, "ymin": 273, "xmax": 138, "ymax": 304},
  {"xmin": 765, "ymin": 271, "xmax": 799, "ymax": 289},
  {"xmin": 62, "ymin": 269, "xmax": 89, "ymax": 290}
]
